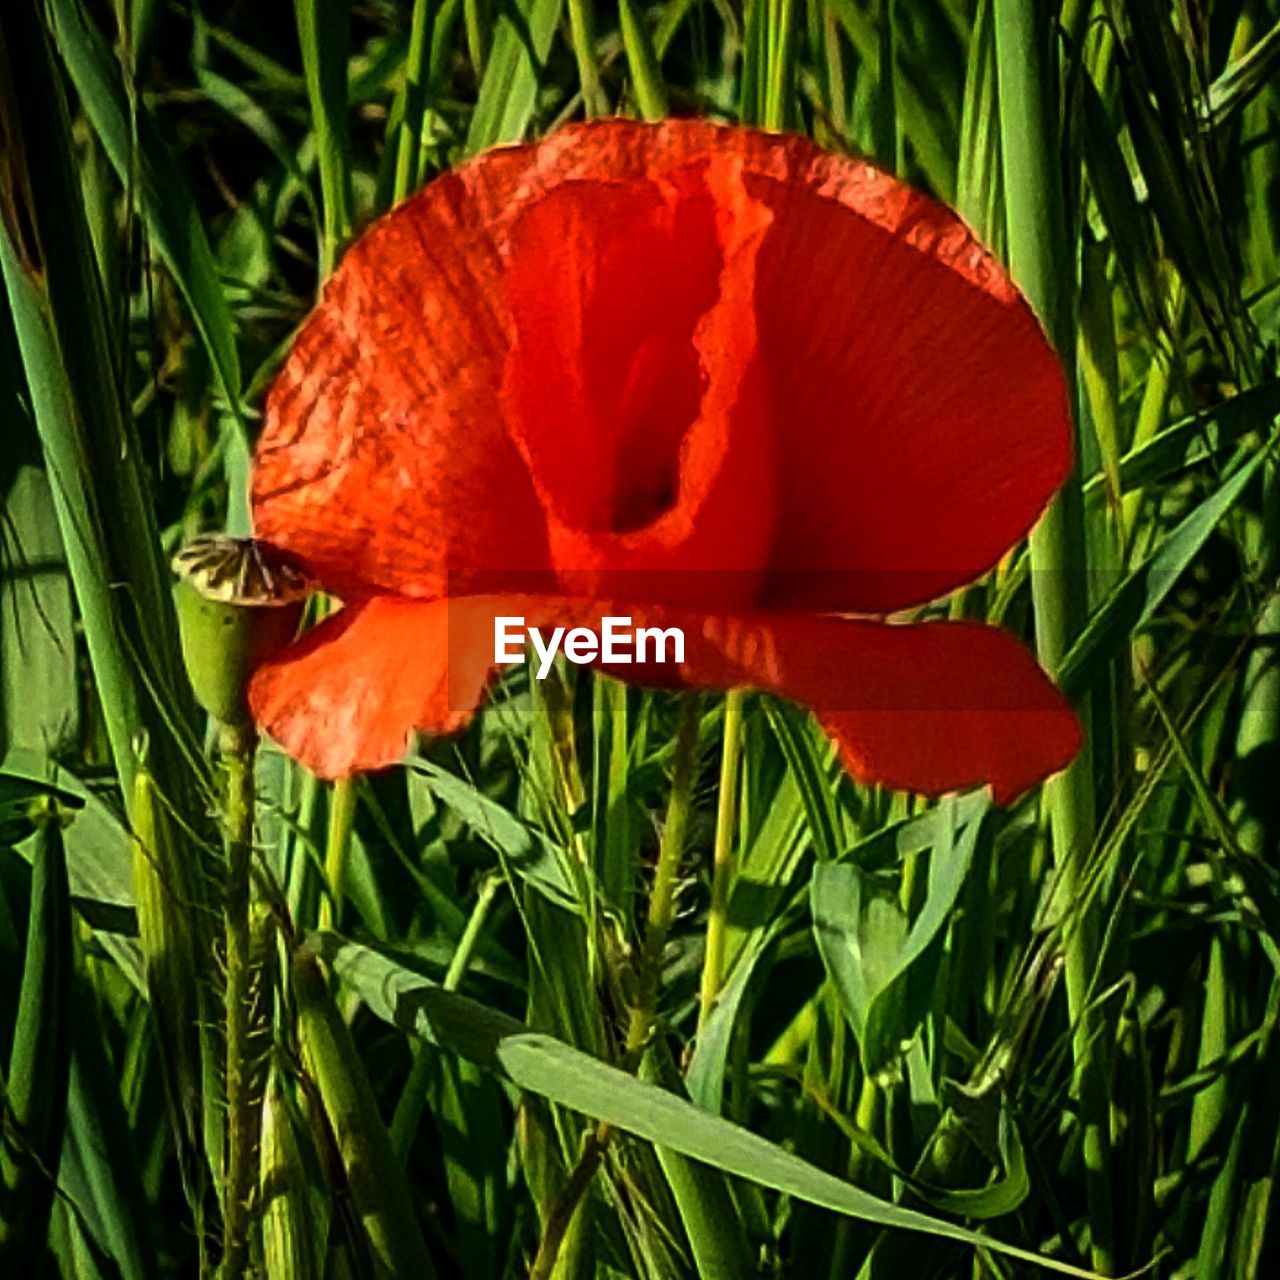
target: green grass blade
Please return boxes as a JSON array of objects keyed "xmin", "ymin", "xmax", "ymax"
[
  {"xmin": 57, "ymin": 966, "xmax": 162, "ymax": 1280},
  {"xmin": 619, "ymin": 0, "xmax": 669, "ymax": 119},
  {"xmin": 993, "ymin": 3, "xmax": 1112, "ymax": 1270},
  {"xmin": 44, "ymin": 0, "xmax": 246, "ymax": 435},
  {"xmin": 391, "ymin": 0, "xmax": 434, "ymax": 204},
  {"xmin": 1060, "ymin": 444, "xmax": 1271, "ymax": 697},
  {"xmin": 465, "ymin": 0, "xmax": 565, "ymax": 154},
  {"xmin": 293, "ymin": 0, "xmax": 354, "ymax": 274},
  {"xmin": 293, "ymin": 949, "xmax": 438, "ymax": 1279},
  {"xmin": 567, "ymin": 0, "xmax": 607, "ymax": 117},
  {"xmin": 0, "ymin": 807, "xmax": 73, "ymax": 1262}
]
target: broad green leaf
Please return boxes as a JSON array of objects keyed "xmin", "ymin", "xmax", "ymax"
[
  {"xmin": 1, "ymin": 464, "xmax": 78, "ymax": 759},
  {"xmin": 644, "ymin": 1043, "xmax": 756, "ymax": 1279}
]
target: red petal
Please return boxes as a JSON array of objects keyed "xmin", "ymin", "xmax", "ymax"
[
  {"xmin": 674, "ymin": 612, "xmax": 1081, "ymax": 804},
  {"xmin": 252, "ymin": 592, "xmax": 1078, "ymax": 802},
  {"xmin": 252, "ymin": 170, "xmax": 549, "ymax": 600},
  {"xmin": 247, "ymin": 597, "xmax": 495, "ymax": 778},
  {"xmin": 739, "ymin": 145, "xmax": 1071, "ymax": 612}
]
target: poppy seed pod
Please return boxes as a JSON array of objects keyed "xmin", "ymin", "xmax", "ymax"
[{"xmin": 172, "ymin": 536, "xmax": 310, "ymax": 729}]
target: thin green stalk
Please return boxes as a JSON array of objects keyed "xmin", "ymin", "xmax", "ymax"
[
  {"xmin": 463, "ymin": 0, "xmax": 488, "ymax": 77},
  {"xmin": 567, "ymin": 0, "xmax": 607, "ymax": 118},
  {"xmin": 0, "ymin": 804, "xmax": 72, "ymax": 1262},
  {"xmin": 293, "ymin": 0, "xmax": 353, "ymax": 274},
  {"xmin": 220, "ymin": 722, "xmax": 259, "ymax": 1280},
  {"xmin": 762, "ymin": 0, "xmax": 799, "ymax": 131},
  {"xmin": 698, "ymin": 689, "xmax": 744, "ymax": 1034},
  {"xmin": 993, "ymin": 2, "xmax": 1112, "ymax": 1272},
  {"xmin": 1123, "ymin": 281, "xmax": 1184, "ymax": 546},
  {"xmin": 529, "ymin": 696, "xmax": 703, "ymax": 1280},
  {"xmin": 618, "ymin": 0, "xmax": 668, "ymax": 120},
  {"xmin": 873, "ymin": 0, "xmax": 899, "ymax": 171},
  {"xmin": 389, "ymin": 877, "xmax": 502, "ymax": 1160},
  {"xmin": 293, "ymin": 952, "xmax": 436, "ymax": 1277},
  {"xmin": 393, "ymin": 0, "xmax": 433, "ymax": 203},
  {"xmin": 319, "ymin": 777, "xmax": 356, "ymax": 932}
]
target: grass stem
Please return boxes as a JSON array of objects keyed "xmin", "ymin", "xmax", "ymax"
[
  {"xmin": 393, "ymin": 0, "xmax": 433, "ymax": 203},
  {"xmin": 623, "ymin": 695, "xmax": 703, "ymax": 1065},
  {"xmin": 319, "ymin": 778, "xmax": 356, "ymax": 932},
  {"xmin": 698, "ymin": 689, "xmax": 744, "ymax": 1034},
  {"xmin": 993, "ymin": 2, "xmax": 1112, "ymax": 1270},
  {"xmin": 390, "ymin": 876, "xmax": 502, "ymax": 1159},
  {"xmin": 567, "ymin": 0, "xmax": 607, "ymax": 117}
]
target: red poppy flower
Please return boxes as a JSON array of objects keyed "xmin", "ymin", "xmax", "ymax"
[{"xmin": 249, "ymin": 119, "xmax": 1080, "ymax": 803}]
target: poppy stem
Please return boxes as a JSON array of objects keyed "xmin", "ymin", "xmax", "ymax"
[
  {"xmin": 623, "ymin": 694, "xmax": 703, "ymax": 1065},
  {"xmin": 219, "ymin": 721, "xmax": 259, "ymax": 1280},
  {"xmin": 528, "ymin": 695, "xmax": 704, "ymax": 1280},
  {"xmin": 698, "ymin": 688, "xmax": 745, "ymax": 1035}
]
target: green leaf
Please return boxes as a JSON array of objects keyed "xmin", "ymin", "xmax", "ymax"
[
  {"xmin": 1102, "ymin": 380, "xmax": 1280, "ymax": 498},
  {"xmin": 643, "ymin": 1043, "xmax": 756, "ymax": 1279},
  {"xmin": 1202, "ymin": 16, "xmax": 1280, "ymax": 132},
  {"xmin": 44, "ymin": 0, "xmax": 245, "ymax": 427},
  {"xmin": 293, "ymin": 0, "xmax": 353, "ymax": 274},
  {"xmin": 2, "ymin": 750, "xmax": 142, "ymax": 988},
  {"xmin": 764, "ymin": 701, "xmax": 841, "ymax": 864},
  {"xmin": 55, "ymin": 968, "xmax": 161, "ymax": 1280},
  {"xmin": 1, "ymin": 462, "xmax": 78, "ymax": 760},
  {"xmin": 292, "ymin": 950, "xmax": 437, "ymax": 1279},
  {"xmin": 1076, "ymin": 67, "xmax": 1165, "ymax": 338},
  {"xmin": 618, "ymin": 0, "xmax": 668, "ymax": 120},
  {"xmin": 813, "ymin": 797, "xmax": 985, "ymax": 1073}
]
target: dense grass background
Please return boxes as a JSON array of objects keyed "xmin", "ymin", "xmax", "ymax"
[{"xmin": 5, "ymin": 0, "xmax": 1280, "ymax": 1276}]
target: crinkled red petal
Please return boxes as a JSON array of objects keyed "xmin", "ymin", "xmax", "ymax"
[{"xmin": 253, "ymin": 120, "xmax": 1069, "ymax": 618}]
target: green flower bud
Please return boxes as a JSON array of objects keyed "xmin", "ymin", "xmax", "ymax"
[{"xmin": 172, "ymin": 536, "xmax": 310, "ymax": 729}]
